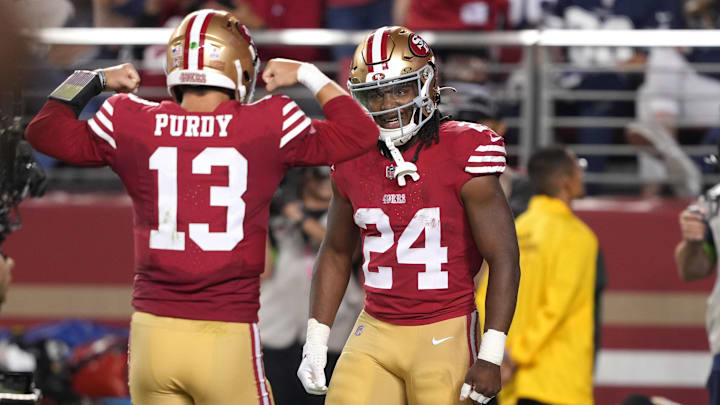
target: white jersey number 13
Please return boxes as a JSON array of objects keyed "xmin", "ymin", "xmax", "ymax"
[{"xmin": 148, "ymin": 146, "xmax": 247, "ymax": 252}]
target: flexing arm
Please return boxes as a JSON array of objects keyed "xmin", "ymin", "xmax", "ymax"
[
  {"xmin": 262, "ymin": 58, "xmax": 346, "ymax": 107},
  {"xmin": 460, "ymin": 175, "xmax": 520, "ymax": 403},
  {"xmin": 262, "ymin": 59, "xmax": 378, "ymax": 165},
  {"xmin": 297, "ymin": 181, "xmax": 359, "ymax": 395},
  {"xmin": 25, "ymin": 64, "xmax": 140, "ymax": 165},
  {"xmin": 675, "ymin": 208, "xmax": 716, "ymax": 282}
]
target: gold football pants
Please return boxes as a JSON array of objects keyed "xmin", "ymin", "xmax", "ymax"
[
  {"xmin": 327, "ymin": 310, "xmax": 479, "ymax": 405},
  {"xmin": 129, "ymin": 311, "xmax": 274, "ymax": 405}
]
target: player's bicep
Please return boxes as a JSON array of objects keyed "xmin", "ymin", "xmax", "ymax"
[
  {"xmin": 26, "ymin": 99, "xmax": 116, "ymax": 166},
  {"xmin": 460, "ymin": 175, "xmax": 518, "ymax": 263}
]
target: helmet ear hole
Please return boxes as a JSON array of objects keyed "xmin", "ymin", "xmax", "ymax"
[{"xmin": 243, "ymin": 71, "xmax": 250, "ymax": 82}]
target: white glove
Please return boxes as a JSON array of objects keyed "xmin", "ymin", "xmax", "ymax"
[{"xmin": 297, "ymin": 319, "xmax": 330, "ymax": 395}]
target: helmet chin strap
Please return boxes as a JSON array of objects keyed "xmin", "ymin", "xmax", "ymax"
[{"xmin": 384, "ymin": 137, "xmax": 419, "ymax": 187}]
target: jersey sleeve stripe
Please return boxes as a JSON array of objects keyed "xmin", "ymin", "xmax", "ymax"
[
  {"xmin": 95, "ymin": 110, "xmax": 113, "ymax": 132},
  {"xmin": 282, "ymin": 109, "xmax": 305, "ymax": 131},
  {"xmin": 468, "ymin": 155, "xmax": 505, "ymax": 163},
  {"xmin": 282, "ymin": 101, "xmax": 298, "ymax": 115},
  {"xmin": 279, "ymin": 117, "xmax": 311, "ymax": 148},
  {"xmin": 101, "ymin": 99, "xmax": 114, "ymax": 116},
  {"xmin": 465, "ymin": 165, "xmax": 505, "ymax": 174},
  {"xmin": 88, "ymin": 118, "xmax": 117, "ymax": 149},
  {"xmin": 474, "ymin": 145, "xmax": 506, "ymax": 153}
]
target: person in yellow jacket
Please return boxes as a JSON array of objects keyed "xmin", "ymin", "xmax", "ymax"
[{"xmin": 479, "ymin": 146, "xmax": 598, "ymax": 405}]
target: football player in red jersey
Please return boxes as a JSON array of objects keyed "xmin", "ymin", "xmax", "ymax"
[
  {"xmin": 25, "ymin": 9, "xmax": 378, "ymax": 405},
  {"xmin": 297, "ymin": 26, "xmax": 520, "ymax": 405}
]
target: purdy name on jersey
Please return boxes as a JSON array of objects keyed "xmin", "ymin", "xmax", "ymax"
[
  {"xmin": 25, "ymin": 91, "xmax": 378, "ymax": 324},
  {"xmin": 332, "ymin": 121, "xmax": 506, "ymax": 326},
  {"xmin": 153, "ymin": 114, "xmax": 233, "ymax": 137}
]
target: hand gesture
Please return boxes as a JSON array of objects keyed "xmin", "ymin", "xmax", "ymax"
[
  {"xmin": 459, "ymin": 359, "xmax": 500, "ymax": 404},
  {"xmin": 102, "ymin": 63, "xmax": 141, "ymax": 93},
  {"xmin": 262, "ymin": 58, "xmax": 302, "ymax": 92},
  {"xmin": 679, "ymin": 206, "xmax": 706, "ymax": 242}
]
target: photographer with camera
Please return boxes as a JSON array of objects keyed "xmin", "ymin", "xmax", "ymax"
[{"xmin": 675, "ymin": 187, "xmax": 720, "ymax": 405}]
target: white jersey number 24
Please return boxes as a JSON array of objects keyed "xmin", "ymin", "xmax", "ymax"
[{"xmin": 354, "ymin": 207, "xmax": 449, "ymax": 290}]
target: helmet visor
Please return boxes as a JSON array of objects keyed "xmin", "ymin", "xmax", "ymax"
[{"xmin": 350, "ymin": 75, "xmax": 421, "ymax": 129}]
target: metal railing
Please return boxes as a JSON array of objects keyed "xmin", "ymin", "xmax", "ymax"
[{"xmin": 27, "ymin": 28, "xmax": 720, "ymax": 191}]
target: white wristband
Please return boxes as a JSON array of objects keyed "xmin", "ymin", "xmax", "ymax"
[
  {"xmin": 297, "ymin": 63, "xmax": 332, "ymax": 96},
  {"xmin": 477, "ymin": 329, "xmax": 506, "ymax": 366},
  {"xmin": 306, "ymin": 318, "xmax": 331, "ymax": 346}
]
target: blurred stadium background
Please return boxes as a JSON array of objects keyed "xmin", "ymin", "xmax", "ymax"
[{"xmin": 1, "ymin": 0, "xmax": 719, "ymax": 404}]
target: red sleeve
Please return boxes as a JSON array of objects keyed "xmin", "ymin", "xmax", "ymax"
[
  {"xmin": 25, "ymin": 96, "xmax": 122, "ymax": 167},
  {"xmin": 278, "ymin": 95, "xmax": 378, "ymax": 167},
  {"xmin": 451, "ymin": 121, "xmax": 507, "ymax": 189}
]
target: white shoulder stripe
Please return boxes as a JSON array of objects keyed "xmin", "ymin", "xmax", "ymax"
[
  {"xmin": 95, "ymin": 110, "xmax": 113, "ymax": 132},
  {"xmin": 282, "ymin": 110, "xmax": 305, "ymax": 131},
  {"xmin": 279, "ymin": 117, "xmax": 311, "ymax": 148},
  {"xmin": 88, "ymin": 118, "xmax": 117, "ymax": 149},
  {"xmin": 475, "ymin": 145, "xmax": 506, "ymax": 153},
  {"xmin": 282, "ymin": 101, "xmax": 298, "ymax": 116},
  {"xmin": 465, "ymin": 165, "xmax": 505, "ymax": 174},
  {"xmin": 101, "ymin": 99, "xmax": 114, "ymax": 116},
  {"xmin": 128, "ymin": 93, "xmax": 159, "ymax": 106},
  {"xmin": 468, "ymin": 155, "xmax": 505, "ymax": 163}
]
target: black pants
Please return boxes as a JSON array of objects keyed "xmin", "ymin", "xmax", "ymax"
[{"xmin": 262, "ymin": 343, "xmax": 341, "ymax": 405}]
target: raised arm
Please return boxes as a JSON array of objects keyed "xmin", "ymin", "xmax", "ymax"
[
  {"xmin": 262, "ymin": 59, "xmax": 379, "ymax": 165},
  {"xmin": 25, "ymin": 64, "xmax": 140, "ymax": 166},
  {"xmin": 459, "ymin": 175, "xmax": 520, "ymax": 403},
  {"xmin": 297, "ymin": 181, "xmax": 360, "ymax": 396}
]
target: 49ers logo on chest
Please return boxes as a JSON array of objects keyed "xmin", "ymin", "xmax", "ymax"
[{"xmin": 408, "ymin": 34, "xmax": 430, "ymax": 57}]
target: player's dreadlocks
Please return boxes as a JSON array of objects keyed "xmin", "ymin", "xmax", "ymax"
[{"xmin": 378, "ymin": 110, "xmax": 451, "ymax": 162}]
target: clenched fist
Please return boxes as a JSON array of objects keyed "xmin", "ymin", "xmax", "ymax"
[{"xmin": 102, "ymin": 63, "xmax": 141, "ymax": 93}]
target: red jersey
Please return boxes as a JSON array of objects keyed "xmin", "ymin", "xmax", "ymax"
[
  {"xmin": 405, "ymin": 0, "xmax": 509, "ymax": 31},
  {"xmin": 25, "ymin": 93, "xmax": 377, "ymax": 323},
  {"xmin": 332, "ymin": 121, "xmax": 506, "ymax": 325}
]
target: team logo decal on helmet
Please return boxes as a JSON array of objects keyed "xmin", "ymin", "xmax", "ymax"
[{"xmin": 408, "ymin": 34, "xmax": 430, "ymax": 57}]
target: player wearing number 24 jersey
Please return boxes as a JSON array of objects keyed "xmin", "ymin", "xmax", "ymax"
[
  {"xmin": 25, "ymin": 9, "xmax": 377, "ymax": 405},
  {"xmin": 297, "ymin": 26, "xmax": 520, "ymax": 405}
]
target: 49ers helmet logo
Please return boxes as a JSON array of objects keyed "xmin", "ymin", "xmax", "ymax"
[
  {"xmin": 372, "ymin": 72, "xmax": 386, "ymax": 80},
  {"xmin": 408, "ymin": 34, "xmax": 430, "ymax": 57}
]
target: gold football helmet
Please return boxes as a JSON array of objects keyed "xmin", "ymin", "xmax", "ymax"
[
  {"xmin": 166, "ymin": 9, "xmax": 260, "ymax": 103},
  {"xmin": 348, "ymin": 26, "xmax": 439, "ymax": 146}
]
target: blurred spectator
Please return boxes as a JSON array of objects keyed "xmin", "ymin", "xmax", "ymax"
[
  {"xmin": 259, "ymin": 167, "xmax": 363, "ymax": 405},
  {"xmin": 675, "ymin": 184, "xmax": 720, "ymax": 405},
  {"xmin": 325, "ymin": 0, "xmax": 392, "ymax": 86},
  {"xmin": 628, "ymin": 0, "xmax": 720, "ymax": 197},
  {"xmin": 508, "ymin": 0, "xmax": 556, "ymax": 29},
  {"xmin": 543, "ymin": 0, "xmax": 682, "ymax": 192},
  {"xmin": 394, "ymin": 0, "xmax": 509, "ymax": 31},
  {"xmin": 499, "ymin": 147, "xmax": 598, "ymax": 405},
  {"xmin": 243, "ymin": 0, "xmax": 326, "ymax": 62}
]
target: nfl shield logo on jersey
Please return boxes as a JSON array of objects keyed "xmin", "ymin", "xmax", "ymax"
[
  {"xmin": 354, "ymin": 325, "xmax": 364, "ymax": 336},
  {"xmin": 386, "ymin": 165, "xmax": 395, "ymax": 179}
]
